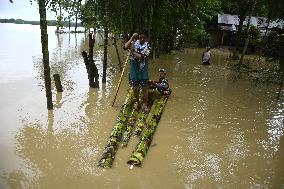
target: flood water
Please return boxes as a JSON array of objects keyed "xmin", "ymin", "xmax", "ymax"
[{"xmin": 0, "ymin": 23, "xmax": 283, "ymax": 189}]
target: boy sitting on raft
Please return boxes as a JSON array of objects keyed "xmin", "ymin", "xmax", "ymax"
[{"xmin": 149, "ymin": 69, "xmax": 170, "ymax": 95}]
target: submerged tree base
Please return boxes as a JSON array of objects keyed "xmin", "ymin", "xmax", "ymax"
[{"xmin": 227, "ymin": 57, "xmax": 283, "ymax": 84}]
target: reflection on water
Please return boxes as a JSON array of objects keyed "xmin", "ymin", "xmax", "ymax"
[
  {"xmin": 273, "ymin": 134, "xmax": 284, "ymax": 188},
  {"xmin": 55, "ymin": 92, "xmax": 63, "ymax": 108},
  {"xmin": 0, "ymin": 24, "xmax": 284, "ymax": 188}
]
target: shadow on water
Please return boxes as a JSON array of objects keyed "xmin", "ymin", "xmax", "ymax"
[{"xmin": 54, "ymin": 92, "xmax": 63, "ymax": 108}]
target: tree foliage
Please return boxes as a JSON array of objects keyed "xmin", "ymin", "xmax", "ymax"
[{"xmin": 80, "ymin": 0, "xmax": 221, "ymax": 52}]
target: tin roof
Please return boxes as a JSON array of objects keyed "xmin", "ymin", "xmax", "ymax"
[{"xmin": 218, "ymin": 14, "xmax": 284, "ymax": 29}]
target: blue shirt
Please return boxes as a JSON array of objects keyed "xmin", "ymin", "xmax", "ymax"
[
  {"xmin": 134, "ymin": 40, "xmax": 149, "ymax": 55},
  {"xmin": 133, "ymin": 40, "xmax": 149, "ymax": 69}
]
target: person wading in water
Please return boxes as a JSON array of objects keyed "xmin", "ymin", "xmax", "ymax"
[
  {"xmin": 124, "ymin": 31, "xmax": 151, "ymax": 112},
  {"xmin": 202, "ymin": 47, "xmax": 211, "ymax": 65}
]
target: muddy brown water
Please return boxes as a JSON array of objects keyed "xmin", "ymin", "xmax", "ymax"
[{"xmin": 0, "ymin": 23, "xmax": 284, "ymax": 189}]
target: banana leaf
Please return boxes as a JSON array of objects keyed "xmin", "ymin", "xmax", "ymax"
[
  {"xmin": 127, "ymin": 91, "xmax": 170, "ymax": 167},
  {"xmin": 98, "ymin": 89, "xmax": 134, "ymax": 168}
]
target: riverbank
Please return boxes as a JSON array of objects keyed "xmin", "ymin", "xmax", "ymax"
[{"xmin": 0, "ymin": 18, "xmax": 81, "ymax": 27}]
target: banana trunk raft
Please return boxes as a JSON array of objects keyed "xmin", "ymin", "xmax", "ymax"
[
  {"xmin": 120, "ymin": 91, "xmax": 158, "ymax": 147},
  {"xmin": 98, "ymin": 88, "xmax": 170, "ymax": 168},
  {"xmin": 98, "ymin": 90, "xmax": 134, "ymax": 168},
  {"xmin": 127, "ymin": 91, "xmax": 170, "ymax": 168}
]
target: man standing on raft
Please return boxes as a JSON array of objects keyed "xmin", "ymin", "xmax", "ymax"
[{"xmin": 124, "ymin": 31, "xmax": 150, "ymax": 112}]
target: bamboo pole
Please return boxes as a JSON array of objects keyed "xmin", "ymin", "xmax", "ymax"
[
  {"xmin": 113, "ymin": 36, "xmax": 122, "ymax": 71},
  {"xmin": 111, "ymin": 51, "xmax": 131, "ymax": 107},
  {"xmin": 102, "ymin": 0, "xmax": 109, "ymax": 83}
]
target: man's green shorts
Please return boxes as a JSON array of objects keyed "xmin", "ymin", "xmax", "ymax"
[{"xmin": 128, "ymin": 59, "xmax": 149, "ymax": 87}]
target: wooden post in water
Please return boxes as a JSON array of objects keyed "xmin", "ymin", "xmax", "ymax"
[
  {"xmin": 88, "ymin": 59, "xmax": 96, "ymax": 88},
  {"xmin": 81, "ymin": 51, "xmax": 89, "ymax": 73},
  {"xmin": 81, "ymin": 32, "xmax": 99, "ymax": 88},
  {"xmin": 53, "ymin": 74, "xmax": 63, "ymax": 92},
  {"xmin": 88, "ymin": 33, "xmax": 95, "ymax": 88},
  {"xmin": 89, "ymin": 33, "xmax": 99, "ymax": 88},
  {"xmin": 89, "ymin": 33, "xmax": 94, "ymax": 58}
]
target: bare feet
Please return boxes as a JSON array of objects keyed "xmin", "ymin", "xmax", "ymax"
[
  {"xmin": 133, "ymin": 102, "xmax": 139, "ymax": 110},
  {"xmin": 143, "ymin": 105, "xmax": 150, "ymax": 113}
]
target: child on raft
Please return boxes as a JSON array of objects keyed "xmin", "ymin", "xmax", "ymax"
[{"xmin": 149, "ymin": 69, "xmax": 170, "ymax": 95}]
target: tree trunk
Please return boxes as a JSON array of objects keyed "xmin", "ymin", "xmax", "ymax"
[
  {"xmin": 265, "ymin": 9, "xmax": 272, "ymax": 37},
  {"xmin": 68, "ymin": 16, "xmax": 71, "ymax": 31},
  {"xmin": 102, "ymin": 0, "xmax": 109, "ymax": 83},
  {"xmin": 38, "ymin": 0, "xmax": 53, "ymax": 110},
  {"xmin": 264, "ymin": 18, "xmax": 271, "ymax": 36},
  {"xmin": 152, "ymin": 39, "xmax": 156, "ymax": 62},
  {"xmin": 75, "ymin": 0, "xmax": 81, "ymax": 33},
  {"xmin": 59, "ymin": 4, "xmax": 62, "ymax": 28},
  {"xmin": 221, "ymin": 30, "xmax": 225, "ymax": 46},
  {"xmin": 75, "ymin": 14, "xmax": 78, "ymax": 33},
  {"xmin": 238, "ymin": 0, "xmax": 257, "ymax": 66},
  {"xmin": 113, "ymin": 36, "xmax": 122, "ymax": 71},
  {"xmin": 277, "ymin": 71, "xmax": 284, "ymax": 100},
  {"xmin": 232, "ymin": 15, "xmax": 245, "ymax": 60},
  {"xmin": 81, "ymin": 51, "xmax": 89, "ymax": 73},
  {"xmin": 88, "ymin": 33, "xmax": 99, "ymax": 88}
]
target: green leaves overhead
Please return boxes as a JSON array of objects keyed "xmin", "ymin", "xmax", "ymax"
[{"xmin": 80, "ymin": 0, "xmax": 221, "ymax": 51}]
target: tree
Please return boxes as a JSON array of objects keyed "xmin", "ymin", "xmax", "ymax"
[
  {"xmin": 221, "ymin": 0, "xmax": 266, "ymax": 59},
  {"xmin": 102, "ymin": 0, "xmax": 109, "ymax": 83},
  {"xmin": 81, "ymin": 0, "xmax": 221, "ymax": 54},
  {"xmin": 10, "ymin": 0, "xmax": 54, "ymax": 110},
  {"xmin": 48, "ymin": 0, "xmax": 65, "ymax": 31},
  {"xmin": 238, "ymin": 0, "xmax": 257, "ymax": 66},
  {"xmin": 73, "ymin": 0, "xmax": 82, "ymax": 32},
  {"xmin": 38, "ymin": 0, "xmax": 54, "ymax": 110}
]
